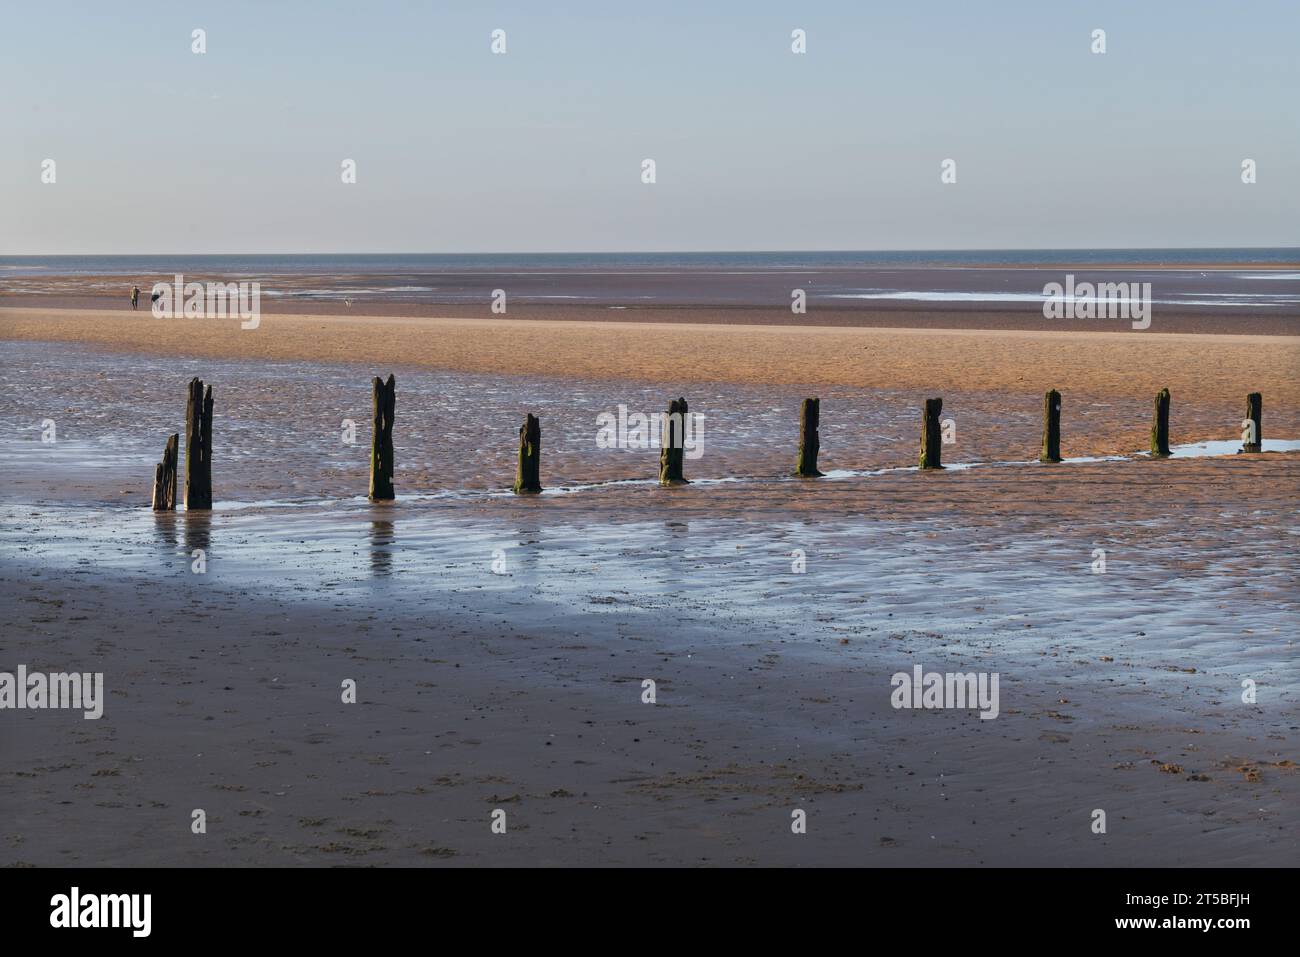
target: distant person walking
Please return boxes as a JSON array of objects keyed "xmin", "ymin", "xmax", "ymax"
[{"xmin": 131, "ymin": 286, "xmax": 140, "ymax": 310}]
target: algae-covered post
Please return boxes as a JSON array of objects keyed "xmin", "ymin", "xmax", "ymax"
[
  {"xmin": 1242, "ymin": 392, "xmax": 1262, "ymax": 453},
  {"xmin": 369, "ymin": 374, "xmax": 396, "ymax": 501},
  {"xmin": 1040, "ymin": 389, "xmax": 1062, "ymax": 463},
  {"xmin": 184, "ymin": 378, "xmax": 213, "ymax": 509},
  {"xmin": 796, "ymin": 397, "xmax": 824, "ymax": 477},
  {"xmin": 659, "ymin": 396, "xmax": 690, "ymax": 486},
  {"xmin": 919, "ymin": 397, "xmax": 943, "ymax": 469},
  {"xmin": 152, "ymin": 433, "xmax": 179, "ymax": 510},
  {"xmin": 1150, "ymin": 388, "xmax": 1171, "ymax": 457},
  {"xmin": 514, "ymin": 413, "xmax": 542, "ymax": 494}
]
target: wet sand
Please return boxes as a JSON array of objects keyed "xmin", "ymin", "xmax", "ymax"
[
  {"xmin": 3, "ymin": 456, "xmax": 1297, "ymax": 866},
  {"xmin": 1, "ymin": 315, "xmax": 1296, "ymax": 866}
]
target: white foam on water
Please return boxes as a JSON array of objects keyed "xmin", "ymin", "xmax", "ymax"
[
  {"xmin": 201, "ymin": 437, "xmax": 1296, "ymax": 511},
  {"xmin": 540, "ymin": 478, "xmax": 658, "ymax": 496},
  {"xmin": 821, "ymin": 466, "xmax": 917, "ymax": 480},
  {"xmin": 828, "ymin": 291, "xmax": 1050, "ymax": 304},
  {"xmin": 826, "ymin": 291, "xmax": 1298, "ymax": 307},
  {"xmin": 1165, "ymin": 438, "xmax": 1300, "ymax": 458}
]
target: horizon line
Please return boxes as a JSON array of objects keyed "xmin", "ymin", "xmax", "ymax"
[{"xmin": 4, "ymin": 245, "xmax": 1298, "ymax": 259}]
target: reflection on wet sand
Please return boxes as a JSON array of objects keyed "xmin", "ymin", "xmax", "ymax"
[
  {"xmin": 153, "ymin": 509, "xmax": 212, "ymax": 567},
  {"xmin": 152, "ymin": 511, "xmax": 178, "ymax": 550},
  {"xmin": 183, "ymin": 511, "xmax": 212, "ymax": 558},
  {"xmin": 3, "ymin": 451, "xmax": 1297, "ymax": 692},
  {"xmin": 369, "ymin": 514, "xmax": 395, "ymax": 577},
  {"xmin": 657, "ymin": 519, "xmax": 690, "ymax": 565}
]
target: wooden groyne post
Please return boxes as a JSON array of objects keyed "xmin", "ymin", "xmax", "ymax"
[
  {"xmin": 919, "ymin": 397, "xmax": 943, "ymax": 469},
  {"xmin": 659, "ymin": 397, "xmax": 690, "ymax": 486},
  {"xmin": 369, "ymin": 374, "xmax": 396, "ymax": 501},
  {"xmin": 514, "ymin": 413, "xmax": 542, "ymax": 494},
  {"xmin": 1242, "ymin": 392, "xmax": 1262, "ymax": 453},
  {"xmin": 795, "ymin": 398, "xmax": 824, "ymax": 477},
  {"xmin": 185, "ymin": 378, "xmax": 213, "ymax": 509},
  {"xmin": 1150, "ymin": 388, "xmax": 1171, "ymax": 457},
  {"xmin": 1040, "ymin": 389, "xmax": 1062, "ymax": 463},
  {"xmin": 152, "ymin": 433, "xmax": 179, "ymax": 510}
]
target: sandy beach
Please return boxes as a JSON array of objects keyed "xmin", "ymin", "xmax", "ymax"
[
  {"xmin": 4, "ymin": 305, "xmax": 1300, "ymax": 406},
  {"xmin": 1, "ymin": 307, "xmax": 1296, "ymax": 866}
]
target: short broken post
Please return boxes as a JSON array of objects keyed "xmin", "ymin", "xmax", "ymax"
[
  {"xmin": 513, "ymin": 413, "xmax": 542, "ymax": 494},
  {"xmin": 796, "ymin": 398, "xmax": 824, "ymax": 477},
  {"xmin": 919, "ymin": 397, "xmax": 943, "ymax": 469},
  {"xmin": 1040, "ymin": 389, "xmax": 1062, "ymax": 463},
  {"xmin": 369, "ymin": 374, "xmax": 396, "ymax": 501},
  {"xmin": 185, "ymin": 378, "xmax": 213, "ymax": 509},
  {"xmin": 1150, "ymin": 388, "xmax": 1171, "ymax": 457},
  {"xmin": 659, "ymin": 396, "xmax": 690, "ymax": 486},
  {"xmin": 152, "ymin": 433, "xmax": 179, "ymax": 510},
  {"xmin": 1242, "ymin": 392, "xmax": 1262, "ymax": 453}
]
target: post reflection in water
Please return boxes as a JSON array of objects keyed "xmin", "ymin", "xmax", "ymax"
[
  {"xmin": 503, "ymin": 519, "xmax": 542, "ymax": 587},
  {"xmin": 152, "ymin": 511, "xmax": 178, "ymax": 550},
  {"xmin": 661, "ymin": 519, "xmax": 690, "ymax": 566},
  {"xmin": 155, "ymin": 510, "xmax": 211, "ymax": 571},
  {"xmin": 369, "ymin": 515, "xmax": 395, "ymax": 577},
  {"xmin": 183, "ymin": 511, "xmax": 212, "ymax": 562}
]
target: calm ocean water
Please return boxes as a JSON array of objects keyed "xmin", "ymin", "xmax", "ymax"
[{"xmin": 2, "ymin": 248, "xmax": 1298, "ymax": 277}]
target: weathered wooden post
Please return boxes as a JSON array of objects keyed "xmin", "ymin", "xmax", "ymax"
[
  {"xmin": 796, "ymin": 398, "xmax": 824, "ymax": 477},
  {"xmin": 1242, "ymin": 392, "xmax": 1262, "ymax": 453},
  {"xmin": 184, "ymin": 378, "xmax": 213, "ymax": 509},
  {"xmin": 369, "ymin": 374, "xmax": 396, "ymax": 501},
  {"xmin": 1040, "ymin": 389, "xmax": 1062, "ymax": 463},
  {"xmin": 659, "ymin": 397, "xmax": 690, "ymax": 486},
  {"xmin": 1150, "ymin": 388, "xmax": 1171, "ymax": 457},
  {"xmin": 152, "ymin": 433, "xmax": 179, "ymax": 510},
  {"xmin": 514, "ymin": 413, "xmax": 542, "ymax": 494},
  {"xmin": 919, "ymin": 397, "xmax": 943, "ymax": 469}
]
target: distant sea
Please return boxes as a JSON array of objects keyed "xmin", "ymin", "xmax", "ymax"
[
  {"xmin": 3, "ymin": 248, "xmax": 1298, "ymax": 276},
  {"xmin": 2, "ymin": 249, "xmax": 1297, "ymax": 310}
]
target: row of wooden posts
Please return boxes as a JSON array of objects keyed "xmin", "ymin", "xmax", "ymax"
[{"xmin": 151, "ymin": 376, "xmax": 1265, "ymax": 509}]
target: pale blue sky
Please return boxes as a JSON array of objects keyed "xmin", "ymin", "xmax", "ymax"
[{"xmin": 2, "ymin": 0, "xmax": 1296, "ymax": 253}]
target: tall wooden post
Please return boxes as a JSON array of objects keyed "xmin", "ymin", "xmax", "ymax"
[
  {"xmin": 796, "ymin": 398, "xmax": 823, "ymax": 477},
  {"xmin": 152, "ymin": 433, "xmax": 179, "ymax": 510},
  {"xmin": 1242, "ymin": 392, "xmax": 1262, "ymax": 453},
  {"xmin": 919, "ymin": 397, "xmax": 943, "ymax": 469},
  {"xmin": 1040, "ymin": 389, "xmax": 1062, "ymax": 463},
  {"xmin": 1150, "ymin": 388, "xmax": 1171, "ymax": 457},
  {"xmin": 369, "ymin": 374, "xmax": 396, "ymax": 501},
  {"xmin": 514, "ymin": 413, "xmax": 542, "ymax": 494},
  {"xmin": 659, "ymin": 397, "xmax": 690, "ymax": 486},
  {"xmin": 184, "ymin": 378, "xmax": 213, "ymax": 509}
]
